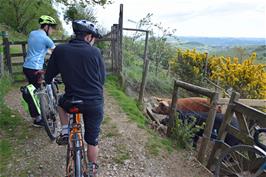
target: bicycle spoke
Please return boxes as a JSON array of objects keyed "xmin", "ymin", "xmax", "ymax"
[{"xmin": 216, "ymin": 145, "xmax": 266, "ymax": 177}]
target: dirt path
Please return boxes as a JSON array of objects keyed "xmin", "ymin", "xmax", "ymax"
[{"xmin": 3, "ymin": 88, "xmax": 212, "ymax": 177}]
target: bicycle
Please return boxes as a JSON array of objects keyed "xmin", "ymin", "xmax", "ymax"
[
  {"xmin": 214, "ymin": 127, "xmax": 266, "ymax": 177},
  {"xmin": 64, "ymin": 100, "xmax": 88, "ymax": 177},
  {"xmin": 21, "ymin": 70, "xmax": 61, "ymax": 140}
]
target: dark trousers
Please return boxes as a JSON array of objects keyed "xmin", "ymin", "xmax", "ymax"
[{"xmin": 23, "ymin": 67, "xmax": 41, "ymax": 118}]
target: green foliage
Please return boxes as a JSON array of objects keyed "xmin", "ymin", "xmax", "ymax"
[
  {"xmin": 56, "ymin": 0, "xmax": 112, "ymax": 7},
  {"xmin": 0, "ymin": 0, "xmax": 62, "ymax": 34},
  {"xmin": 0, "ymin": 24, "xmax": 27, "ymax": 41},
  {"xmin": 123, "ymin": 36, "xmax": 174, "ymax": 96},
  {"xmin": 171, "ymin": 114, "xmax": 204, "ymax": 149},
  {"xmin": 64, "ymin": 4, "xmax": 97, "ymax": 23}
]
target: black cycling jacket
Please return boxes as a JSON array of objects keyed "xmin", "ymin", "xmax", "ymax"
[{"xmin": 45, "ymin": 39, "xmax": 105, "ymax": 103}]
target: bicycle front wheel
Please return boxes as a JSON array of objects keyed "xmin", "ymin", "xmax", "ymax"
[
  {"xmin": 39, "ymin": 93, "xmax": 57, "ymax": 140},
  {"xmin": 215, "ymin": 145, "xmax": 266, "ymax": 177}
]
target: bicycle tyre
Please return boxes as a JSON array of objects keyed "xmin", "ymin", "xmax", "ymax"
[
  {"xmin": 51, "ymin": 82, "xmax": 58, "ymax": 102},
  {"xmin": 215, "ymin": 145, "xmax": 266, "ymax": 177},
  {"xmin": 73, "ymin": 133, "xmax": 83, "ymax": 177},
  {"xmin": 66, "ymin": 143, "xmax": 74, "ymax": 177},
  {"xmin": 39, "ymin": 92, "xmax": 57, "ymax": 140}
]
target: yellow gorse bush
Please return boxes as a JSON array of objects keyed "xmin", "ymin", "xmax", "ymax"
[{"xmin": 169, "ymin": 49, "xmax": 266, "ymax": 99}]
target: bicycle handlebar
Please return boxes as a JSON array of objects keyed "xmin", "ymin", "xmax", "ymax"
[{"xmin": 254, "ymin": 128, "xmax": 266, "ymax": 151}]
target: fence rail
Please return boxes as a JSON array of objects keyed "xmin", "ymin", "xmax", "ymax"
[{"xmin": 1, "ymin": 16, "xmax": 123, "ymax": 82}]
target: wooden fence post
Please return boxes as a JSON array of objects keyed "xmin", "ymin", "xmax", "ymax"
[
  {"xmin": 207, "ymin": 91, "xmax": 240, "ymax": 169},
  {"xmin": 111, "ymin": 25, "xmax": 115, "ymax": 73},
  {"xmin": 2, "ymin": 31, "xmax": 12, "ymax": 74},
  {"xmin": 138, "ymin": 59, "xmax": 150, "ymax": 104},
  {"xmin": 167, "ymin": 81, "xmax": 178, "ymax": 137},
  {"xmin": 22, "ymin": 44, "xmax": 27, "ymax": 62},
  {"xmin": 118, "ymin": 4, "xmax": 123, "ymax": 74},
  {"xmin": 197, "ymin": 92, "xmax": 219, "ymax": 163},
  {"xmin": 111, "ymin": 24, "xmax": 118, "ymax": 74},
  {"xmin": 138, "ymin": 31, "xmax": 149, "ymax": 104}
]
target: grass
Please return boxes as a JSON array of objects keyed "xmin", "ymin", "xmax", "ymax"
[
  {"xmin": 105, "ymin": 75, "xmax": 147, "ymax": 128},
  {"xmin": 0, "ymin": 74, "xmax": 30, "ymax": 173},
  {"xmin": 113, "ymin": 144, "xmax": 130, "ymax": 164},
  {"xmin": 105, "ymin": 75, "xmax": 173, "ymax": 156},
  {"xmin": 102, "ymin": 116, "xmax": 120, "ymax": 138},
  {"xmin": 123, "ymin": 59, "xmax": 173, "ymax": 96}
]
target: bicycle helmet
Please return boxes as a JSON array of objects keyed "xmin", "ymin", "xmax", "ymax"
[
  {"xmin": 72, "ymin": 20, "xmax": 102, "ymax": 38},
  {"xmin": 39, "ymin": 15, "xmax": 57, "ymax": 25}
]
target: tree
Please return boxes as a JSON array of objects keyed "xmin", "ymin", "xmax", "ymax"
[
  {"xmin": 232, "ymin": 47, "xmax": 248, "ymax": 62},
  {"xmin": 209, "ymin": 53, "xmax": 266, "ymax": 99},
  {"xmin": 0, "ymin": 0, "xmax": 62, "ymax": 34},
  {"xmin": 56, "ymin": 0, "xmax": 112, "ymax": 7},
  {"xmin": 169, "ymin": 49, "xmax": 266, "ymax": 99},
  {"xmin": 130, "ymin": 13, "xmax": 177, "ymax": 76},
  {"xmin": 64, "ymin": 4, "xmax": 97, "ymax": 23}
]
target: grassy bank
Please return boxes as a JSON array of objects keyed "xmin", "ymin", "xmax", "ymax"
[{"xmin": 0, "ymin": 74, "xmax": 30, "ymax": 173}]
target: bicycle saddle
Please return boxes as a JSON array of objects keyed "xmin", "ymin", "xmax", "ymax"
[{"xmin": 68, "ymin": 100, "xmax": 84, "ymax": 113}]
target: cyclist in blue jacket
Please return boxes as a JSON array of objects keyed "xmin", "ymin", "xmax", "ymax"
[{"xmin": 22, "ymin": 15, "xmax": 57, "ymax": 127}]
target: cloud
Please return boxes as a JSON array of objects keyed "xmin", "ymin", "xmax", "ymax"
[{"xmin": 94, "ymin": 0, "xmax": 266, "ymax": 37}]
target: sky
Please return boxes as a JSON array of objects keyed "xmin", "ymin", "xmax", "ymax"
[{"xmin": 91, "ymin": 0, "xmax": 266, "ymax": 38}]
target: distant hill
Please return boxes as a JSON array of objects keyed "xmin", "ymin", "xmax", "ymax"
[{"xmin": 170, "ymin": 36, "xmax": 265, "ymax": 47}]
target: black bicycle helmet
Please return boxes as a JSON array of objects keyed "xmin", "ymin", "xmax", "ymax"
[{"xmin": 72, "ymin": 20, "xmax": 102, "ymax": 38}]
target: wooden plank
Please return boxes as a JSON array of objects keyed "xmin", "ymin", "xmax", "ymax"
[
  {"xmin": 123, "ymin": 27, "xmax": 150, "ymax": 33},
  {"xmin": 11, "ymin": 53, "xmax": 24, "ymax": 57},
  {"xmin": 54, "ymin": 39, "xmax": 68, "ymax": 43},
  {"xmin": 175, "ymin": 79, "xmax": 215, "ymax": 97},
  {"xmin": 10, "ymin": 41, "xmax": 27, "ymax": 45},
  {"xmin": 235, "ymin": 112, "xmax": 250, "ymax": 135},
  {"xmin": 219, "ymin": 98, "xmax": 266, "ymax": 107},
  {"xmin": 207, "ymin": 92, "xmax": 240, "ymax": 169},
  {"xmin": 198, "ymin": 92, "xmax": 219, "ymax": 163},
  {"xmin": 233, "ymin": 102, "xmax": 266, "ymax": 126},
  {"xmin": 225, "ymin": 124, "xmax": 254, "ymax": 145},
  {"xmin": 12, "ymin": 62, "xmax": 23, "ymax": 66}
]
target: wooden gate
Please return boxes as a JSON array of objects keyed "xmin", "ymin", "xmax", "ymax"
[{"xmin": 207, "ymin": 91, "xmax": 266, "ymax": 170}]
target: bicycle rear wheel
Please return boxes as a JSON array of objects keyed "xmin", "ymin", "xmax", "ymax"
[
  {"xmin": 39, "ymin": 92, "xmax": 57, "ymax": 140},
  {"xmin": 215, "ymin": 145, "xmax": 266, "ymax": 177}
]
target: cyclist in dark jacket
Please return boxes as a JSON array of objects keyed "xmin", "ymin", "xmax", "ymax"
[{"xmin": 45, "ymin": 20, "xmax": 105, "ymax": 176}]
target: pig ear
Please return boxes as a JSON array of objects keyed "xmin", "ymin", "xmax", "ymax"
[
  {"xmin": 154, "ymin": 97, "xmax": 163, "ymax": 102},
  {"xmin": 161, "ymin": 101, "xmax": 169, "ymax": 107}
]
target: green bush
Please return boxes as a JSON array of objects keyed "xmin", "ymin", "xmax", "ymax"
[{"xmin": 171, "ymin": 113, "xmax": 204, "ymax": 149}]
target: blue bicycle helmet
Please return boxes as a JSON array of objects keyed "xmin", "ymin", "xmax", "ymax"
[{"xmin": 72, "ymin": 20, "xmax": 102, "ymax": 38}]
